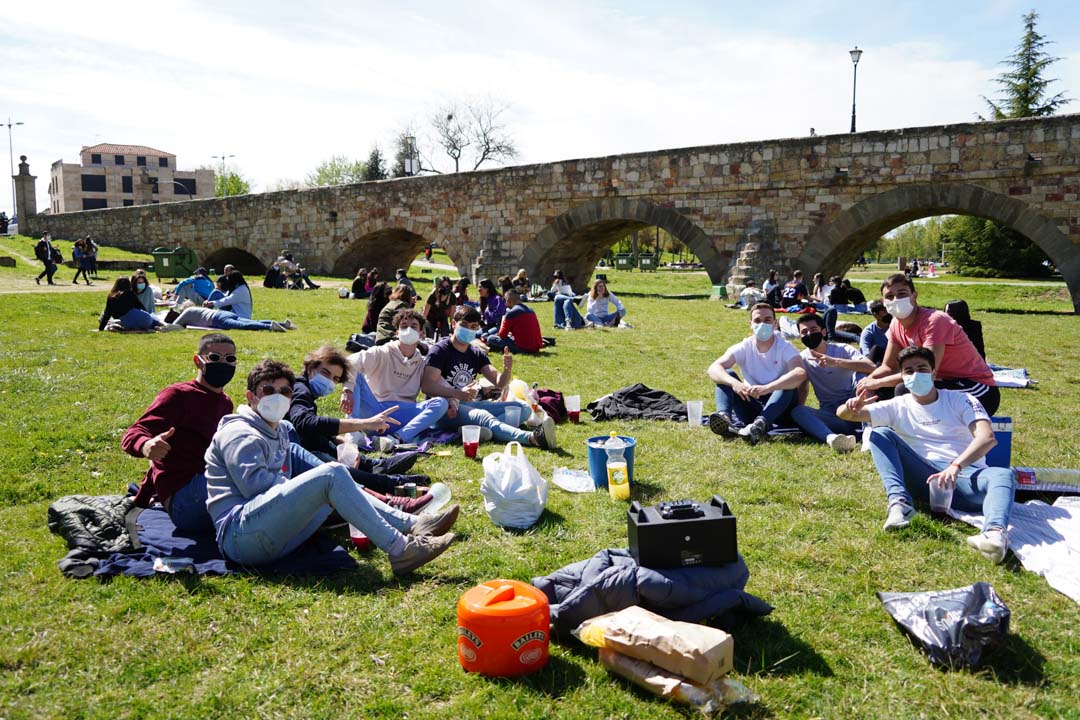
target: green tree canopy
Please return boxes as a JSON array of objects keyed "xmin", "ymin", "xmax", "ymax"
[
  {"xmin": 215, "ymin": 172, "xmax": 251, "ymax": 197},
  {"xmin": 942, "ymin": 216, "xmax": 1051, "ymax": 278},
  {"xmin": 363, "ymin": 147, "xmax": 387, "ymax": 181},
  {"xmin": 305, "ymin": 156, "xmax": 365, "ymax": 187},
  {"xmin": 981, "ymin": 10, "xmax": 1071, "ymax": 120}
]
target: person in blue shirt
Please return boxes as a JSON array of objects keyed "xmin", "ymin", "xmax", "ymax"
[
  {"xmin": 206, "ymin": 271, "xmax": 254, "ymax": 318},
  {"xmin": 173, "ymin": 267, "xmax": 214, "ymax": 304},
  {"xmin": 859, "ymin": 300, "xmax": 891, "ymax": 366}
]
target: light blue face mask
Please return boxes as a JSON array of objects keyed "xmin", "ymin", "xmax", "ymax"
[
  {"xmin": 752, "ymin": 322, "xmax": 774, "ymax": 341},
  {"xmin": 903, "ymin": 371, "xmax": 935, "ymax": 397},
  {"xmin": 309, "ymin": 372, "xmax": 336, "ymax": 398},
  {"xmin": 455, "ymin": 326, "xmax": 478, "ymax": 344}
]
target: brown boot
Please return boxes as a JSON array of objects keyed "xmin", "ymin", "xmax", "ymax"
[
  {"xmin": 409, "ymin": 504, "xmax": 460, "ymax": 537},
  {"xmin": 389, "ymin": 533, "xmax": 455, "ymax": 575}
]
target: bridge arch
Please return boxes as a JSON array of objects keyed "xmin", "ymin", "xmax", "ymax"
[
  {"xmin": 797, "ymin": 183, "xmax": 1080, "ymax": 312},
  {"xmin": 520, "ymin": 198, "xmax": 729, "ymax": 288},
  {"xmin": 332, "ymin": 218, "xmax": 463, "ymax": 280},
  {"xmin": 201, "ymin": 247, "xmax": 266, "ymax": 276}
]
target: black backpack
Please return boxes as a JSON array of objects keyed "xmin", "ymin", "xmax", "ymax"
[{"xmin": 35, "ymin": 239, "xmax": 50, "ymax": 262}]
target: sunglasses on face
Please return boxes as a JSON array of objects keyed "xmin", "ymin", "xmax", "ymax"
[
  {"xmin": 256, "ymin": 385, "xmax": 293, "ymax": 397},
  {"xmin": 202, "ymin": 353, "xmax": 238, "ymax": 364}
]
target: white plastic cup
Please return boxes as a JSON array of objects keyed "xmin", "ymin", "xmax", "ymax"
[
  {"xmin": 686, "ymin": 400, "xmax": 703, "ymax": 428},
  {"xmin": 503, "ymin": 404, "xmax": 522, "ymax": 428},
  {"xmin": 421, "ymin": 482, "xmax": 453, "ymax": 514},
  {"xmin": 336, "ymin": 442, "xmax": 359, "ymax": 467},
  {"xmin": 462, "ymin": 424, "xmax": 482, "ymax": 458},
  {"xmin": 928, "ymin": 479, "xmax": 954, "ymax": 513},
  {"xmin": 565, "ymin": 395, "xmax": 581, "ymax": 424}
]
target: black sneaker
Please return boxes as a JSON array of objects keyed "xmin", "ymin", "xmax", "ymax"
[
  {"xmin": 373, "ymin": 452, "xmax": 419, "ymax": 476},
  {"xmin": 708, "ymin": 412, "xmax": 733, "ymax": 436}
]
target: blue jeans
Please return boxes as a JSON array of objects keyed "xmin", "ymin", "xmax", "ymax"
[
  {"xmin": 868, "ymin": 427, "xmax": 1015, "ymax": 531},
  {"xmin": 791, "ymin": 405, "xmax": 860, "ymax": 443},
  {"xmin": 167, "ymin": 473, "xmax": 213, "ymax": 534},
  {"xmin": 553, "ymin": 295, "xmax": 580, "ymax": 327},
  {"xmin": 213, "ymin": 312, "xmax": 276, "ymax": 331},
  {"xmin": 714, "ymin": 370, "xmax": 796, "ymax": 427},
  {"xmin": 437, "ymin": 400, "xmax": 533, "ymax": 443},
  {"xmin": 120, "ymin": 308, "xmax": 160, "ymax": 330},
  {"xmin": 350, "ymin": 375, "xmax": 448, "ymax": 442},
  {"xmin": 218, "ymin": 443, "xmax": 415, "ymax": 565},
  {"xmin": 823, "ymin": 307, "xmax": 859, "ymax": 343},
  {"xmin": 586, "ymin": 311, "xmax": 619, "ymax": 326}
]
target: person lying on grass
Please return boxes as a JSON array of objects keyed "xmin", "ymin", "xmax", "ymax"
[
  {"xmin": 790, "ymin": 312, "xmax": 876, "ymax": 453},
  {"xmin": 169, "ymin": 305, "xmax": 295, "ymax": 333},
  {"xmin": 122, "ymin": 333, "xmax": 237, "ymax": 533},
  {"xmin": 838, "ymin": 345, "xmax": 1016, "ymax": 564},
  {"xmin": 421, "ymin": 306, "xmax": 556, "ymax": 450},
  {"xmin": 204, "ymin": 359, "xmax": 458, "ymax": 574},
  {"xmin": 707, "ymin": 302, "xmax": 807, "ymax": 445}
]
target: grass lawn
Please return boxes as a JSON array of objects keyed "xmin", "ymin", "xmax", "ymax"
[{"xmin": 0, "ymin": 246, "xmax": 1078, "ymax": 719}]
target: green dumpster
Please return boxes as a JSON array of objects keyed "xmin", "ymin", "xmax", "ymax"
[
  {"xmin": 151, "ymin": 246, "xmax": 200, "ymax": 283},
  {"xmin": 614, "ymin": 253, "xmax": 636, "ymax": 271},
  {"xmin": 638, "ymin": 253, "xmax": 658, "ymax": 271},
  {"xmin": 711, "ymin": 285, "xmax": 729, "ymax": 301}
]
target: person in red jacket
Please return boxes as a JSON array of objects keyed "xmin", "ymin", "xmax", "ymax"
[
  {"xmin": 484, "ymin": 290, "xmax": 542, "ymax": 353},
  {"xmin": 122, "ymin": 333, "xmax": 237, "ymax": 533}
]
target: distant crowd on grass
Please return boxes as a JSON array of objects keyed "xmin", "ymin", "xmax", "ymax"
[{"xmin": 37, "ymin": 223, "xmax": 1016, "ymax": 575}]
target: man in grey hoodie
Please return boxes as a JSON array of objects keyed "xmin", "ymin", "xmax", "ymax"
[{"xmin": 204, "ymin": 359, "xmax": 457, "ymax": 575}]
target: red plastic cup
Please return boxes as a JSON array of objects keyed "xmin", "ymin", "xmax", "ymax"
[
  {"xmin": 565, "ymin": 395, "xmax": 581, "ymax": 424},
  {"xmin": 462, "ymin": 425, "xmax": 482, "ymax": 459},
  {"xmin": 568, "ymin": 410, "xmax": 580, "ymax": 424},
  {"xmin": 349, "ymin": 525, "xmax": 372, "ymax": 552}
]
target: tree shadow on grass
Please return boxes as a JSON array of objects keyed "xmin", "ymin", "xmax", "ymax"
[
  {"xmin": 729, "ymin": 617, "xmax": 833, "ymax": 678},
  {"xmin": 612, "ymin": 290, "xmax": 710, "ymax": 301},
  {"xmin": 981, "ymin": 308, "xmax": 1074, "ymax": 316}
]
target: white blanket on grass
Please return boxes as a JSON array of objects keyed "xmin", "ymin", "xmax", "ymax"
[{"xmin": 950, "ymin": 496, "xmax": 1080, "ymax": 605}]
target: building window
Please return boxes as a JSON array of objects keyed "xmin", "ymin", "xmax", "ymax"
[
  {"xmin": 174, "ymin": 178, "xmax": 197, "ymax": 196},
  {"xmin": 123, "ymin": 199, "xmax": 134, "ymax": 207},
  {"xmin": 82, "ymin": 198, "xmax": 108, "ymax": 210},
  {"xmin": 122, "ymin": 175, "xmax": 133, "ymax": 193},
  {"xmin": 90, "ymin": 153, "xmax": 101, "ymax": 164},
  {"xmin": 137, "ymin": 156, "xmax": 146, "ymax": 166},
  {"xmin": 115, "ymin": 155, "xmax": 125, "ymax": 165},
  {"xmin": 81, "ymin": 174, "xmax": 107, "ymax": 192},
  {"xmin": 158, "ymin": 157, "xmax": 169, "ymax": 168},
  {"xmin": 152, "ymin": 200, "xmax": 159, "ymax": 204},
  {"xmin": 149, "ymin": 177, "xmax": 159, "ymax": 194}
]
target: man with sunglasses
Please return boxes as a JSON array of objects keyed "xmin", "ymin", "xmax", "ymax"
[{"xmin": 122, "ymin": 333, "xmax": 238, "ymax": 533}]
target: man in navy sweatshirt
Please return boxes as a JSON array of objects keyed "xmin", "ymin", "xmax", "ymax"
[{"xmin": 122, "ymin": 333, "xmax": 237, "ymax": 532}]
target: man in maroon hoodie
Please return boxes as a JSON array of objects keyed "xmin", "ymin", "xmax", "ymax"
[{"xmin": 122, "ymin": 333, "xmax": 236, "ymax": 533}]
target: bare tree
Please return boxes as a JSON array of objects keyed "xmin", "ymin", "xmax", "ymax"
[
  {"xmin": 431, "ymin": 104, "xmax": 470, "ymax": 173},
  {"xmin": 466, "ymin": 98, "xmax": 518, "ymax": 171}
]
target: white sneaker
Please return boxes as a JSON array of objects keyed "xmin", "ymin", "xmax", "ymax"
[
  {"xmin": 377, "ymin": 435, "xmax": 398, "ymax": 453},
  {"xmin": 281, "ymin": 319, "xmax": 297, "ymax": 330},
  {"xmin": 967, "ymin": 528, "xmax": 1009, "ymax": 564},
  {"xmin": 478, "ymin": 426, "xmax": 493, "ymax": 442},
  {"xmin": 540, "ymin": 416, "xmax": 557, "ymax": 449},
  {"xmin": 883, "ymin": 501, "xmax": 915, "ymax": 530},
  {"xmin": 270, "ymin": 321, "xmax": 287, "ymax": 332},
  {"xmin": 827, "ymin": 434, "xmax": 857, "ymax": 453},
  {"xmin": 157, "ymin": 323, "xmax": 183, "ymax": 333}
]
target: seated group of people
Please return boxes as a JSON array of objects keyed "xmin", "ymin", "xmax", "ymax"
[
  {"xmin": 708, "ymin": 272, "xmax": 1013, "ymax": 565},
  {"xmin": 549, "ymin": 272, "xmax": 627, "ymax": 329},
  {"xmin": 264, "ymin": 252, "xmax": 320, "ymax": 290},
  {"xmin": 121, "ymin": 302, "xmax": 562, "ymax": 574}
]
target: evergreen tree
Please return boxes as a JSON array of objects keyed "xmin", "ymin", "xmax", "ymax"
[
  {"xmin": 363, "ymin": 147, "xmax": 388, "ymax": 181},
  {"xmin": 981, "ymin": 10, "xmax": 1070, "ymax": 120},
  {"xmin": 943, "ymin": 216, "xmax": 1051, "ymax": 278}
]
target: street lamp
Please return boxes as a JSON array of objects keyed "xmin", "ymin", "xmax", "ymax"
[
  {"xmin": 4, "ymin": 117, "xmax": 24, "ymax": 220},
  {"xmin": 403, "ymin": 136, "xmax": 419, "ymax": 176},
  {"xmin": 212, "ymin": 154, "xmax": 236, "ymax": 196},
  {"xmin": 849, "ymin": 46, "xmax": 863, "ymax": 133},
  {"xmin": 165, "ymin": 179, "xmax": 194, "ymax": 200}
]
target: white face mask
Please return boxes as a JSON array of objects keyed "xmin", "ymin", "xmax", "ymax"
[
  {"xmin": 255, "ymin": 393, "xmax": 290, "ymax": 423},
  {"xmin": 884, "ymin": 296, "xmax": 915, "ymax": 320},
  {"xmin": 751, "ymin": 322, "xmax": 774, "ymax": 341},
  {"xmin": 397, "ymin": 326, "xmax": 420, "ymax": 345}
]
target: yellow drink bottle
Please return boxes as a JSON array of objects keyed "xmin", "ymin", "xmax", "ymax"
[{"xmin": 604, "ymin": 432, "xmax": 630, "ymax": 500}]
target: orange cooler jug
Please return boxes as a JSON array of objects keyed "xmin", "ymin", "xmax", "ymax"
[{"xmin": 457, "ymin": 579, "xmax": 550, "ymax": 677}]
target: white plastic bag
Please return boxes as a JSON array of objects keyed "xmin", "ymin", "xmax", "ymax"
[{"xmin": 480, "ymin": 441, "xmax": 549, "ymax": 529}]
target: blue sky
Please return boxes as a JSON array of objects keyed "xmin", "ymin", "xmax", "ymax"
[{"xmin": 1, "ymin": 0, "xmax": 1077, "ymax": 215}]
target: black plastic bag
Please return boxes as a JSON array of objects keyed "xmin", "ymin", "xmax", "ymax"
[{"xmin": 877, "ymin": 582, "xmax": 1009, "ymax": 668}]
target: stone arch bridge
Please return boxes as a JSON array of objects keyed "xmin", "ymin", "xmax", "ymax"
[{"xmin": 20, "ymin": 114, "xmax": 1080, "ymax": 312}]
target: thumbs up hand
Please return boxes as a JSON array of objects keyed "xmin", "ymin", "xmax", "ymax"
[{"xmin": 143, "ymin": 427, "xmax": 175, "ymax": 461}]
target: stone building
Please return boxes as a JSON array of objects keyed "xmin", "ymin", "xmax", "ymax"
[{"xmin": 48, "ymin": 143, "xmax": 215, "ymax": 213}]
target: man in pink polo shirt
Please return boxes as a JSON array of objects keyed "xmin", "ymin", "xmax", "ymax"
[{"xmin": 856, "ymin": 273, "xmax": 999, "ymax": 415}]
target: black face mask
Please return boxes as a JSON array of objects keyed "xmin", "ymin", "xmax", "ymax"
[
  {"xmin": 878, "ymin": 313, "xmax": 892, "ymax": 326},
  {"xmin": 800, "ymin": 331, "xmax": 824, "ymax": 349},
  {"xmin": 201, "ymin": 361, "xmax": 236, "ymax": 389}
]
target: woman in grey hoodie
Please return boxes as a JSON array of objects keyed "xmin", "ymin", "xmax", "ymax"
[{"xmin": 204, "ymin": 359, "xmax": 458, "ymax": 575}]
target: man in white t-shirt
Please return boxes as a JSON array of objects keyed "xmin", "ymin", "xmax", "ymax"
[
  {"xmin": 707, "ymin": 303, "xmax": 807, "ymax": 444},
  {"xmin": 838, "ymin": 346, "xmax": 1016, "ymax": 563},
  {"xmin": 791, "ymin": 313, "xmax": 876, "ymax": 452}
]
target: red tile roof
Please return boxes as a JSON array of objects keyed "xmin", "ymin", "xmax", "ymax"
[{"xmin": 81, "ymin": 143, "xmax": 175, "ymax": 158}]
